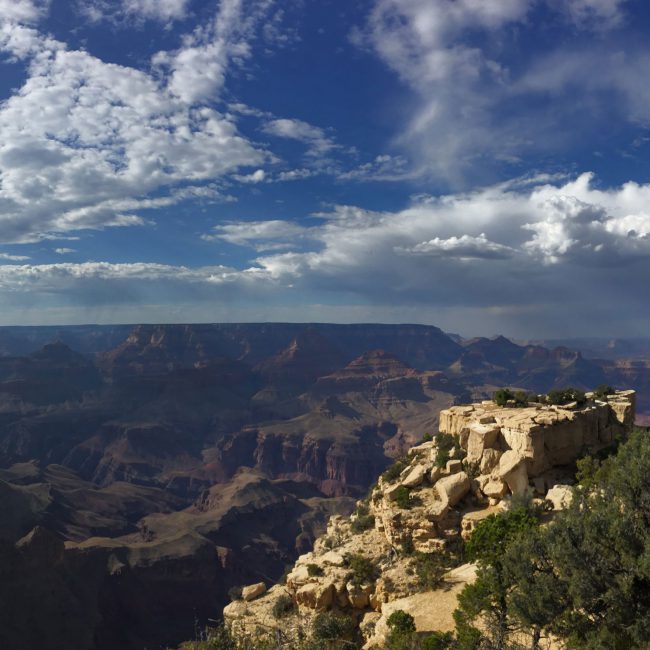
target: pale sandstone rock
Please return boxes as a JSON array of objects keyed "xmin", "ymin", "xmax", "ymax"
[
  {"xmin": 296, "ymin": 581, "xmax": 335, "ymax": 610},
  {"xmin": 368, "ymin": 564, "xmax": 478, "ymax": 646},
  {"xmin": 287, "ymin": 565, "xmax": 310, "ymax": 589},
  {"xmin": 427, "ymin": 499, "xmax": 449, "ymax": 521},
  {"xmin": 546, "ymin": 485, "xmax": 573, "ymax": 511},
  {"xmin": 466, "ymin": 423, "xmax": 500, "ymax": 464},
  {"xmin": 446, "ymin": 459, "xmax": 463, "ymax": 474},
  {"xmin": 401, "ymin": 464, "xmax": 427, "ymax": 488},
  {"xmin": 346, "ymin": 583, "xmax": 370, "ymax": 609},
  {"xmin": 223, "ymin": 599, "xmax": 249, "ymax": 621},
  {"xmin": 504, "ymin": 463, "xmax": 529, "ymax": 495},
  {"xmin": 435, "ymin": 472, "xmax": 470, "ymax": 507},
  {"xmin": 320, "ymin": 551, "xmax": 345, "ymax": 566},
  {"xmin": 335, "ymin": 581, "xmax": 351, "ymax": 608},
  {"xmin": 360, "ymin": 612, "xmax": 381, "ymax": 640},
  {"xmin": 480, "ymin": 448, "xmax": 502, "ymax": 474},
  {"xmin": 429, "ymin": 465, "xmax": 443, "ymax": 483},
  {"xmin": 497, "ymin": 450, "xmax": 524, "ymax": 478},
  {"xmin": 385, "ymin": 483, "xmax": 404, "ymax": 502},
  {"xmin": 242, "ymin": 582, "xmax": 266, "ymax": 601},
  {"xmin": 482, "ymin": 477, "xmax": 508, "ymax": 498}
]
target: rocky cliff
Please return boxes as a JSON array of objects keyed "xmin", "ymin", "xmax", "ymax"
[{"xmin": 223, "ymin": 390, "xmax": 636, "ymax": 647}]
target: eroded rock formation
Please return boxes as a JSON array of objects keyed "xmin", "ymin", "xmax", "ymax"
[{"xmin": 223, "ymin": 390, "xmax": 636, "ymax": 647}]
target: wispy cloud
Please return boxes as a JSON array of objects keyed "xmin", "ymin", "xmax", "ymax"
[
  {"xmin": 262, "ymin": 118, "xmax": 339, "ymax": 157},
  {"xmin": 357, "ymin": 0, "xmax": 641, "ymax": 184},
  {"xmin": 77, "ymin": 0, "xmax": 191, "ymax": 24}
]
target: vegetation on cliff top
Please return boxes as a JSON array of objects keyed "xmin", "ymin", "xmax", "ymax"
[
  {"xmin": 199, "ymin": 425, "xmax": 650, "ymax": 650},
  {"xmin": 453, "ymin": 427, "xmax": 650, "ymax": 649}
]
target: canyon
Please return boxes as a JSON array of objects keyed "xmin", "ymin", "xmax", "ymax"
[{"xmin": 0, "ymin": 323, "xmax": 645, "ymax": 649}]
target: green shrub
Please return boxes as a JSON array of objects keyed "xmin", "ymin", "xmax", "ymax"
[
  {"xmin": 227, "ymin": 585, "xmax": 243, "ymax": 601},
  {"xmin": 387, "ymin": 610, "xmax": 416, "ymax": 634},
  {"xmin": 593, "ymin": 384, "xmax": 616, "ymax": 400},
  {"xmin": 393, "ymin": 485, "xmax": 413, "ymax": 509},
  {"xmin": 350, "ymin": 513, "xmax": 375, "ymax": 534},
  {"xmin": 184, "ymin": 625, "xmax": 237, "ymax": 650},
  {"xmin": 272, "ymin": 594, "xmax": 295, "ymax": 619},
  {"xmin": 494, "ymin": 388, "xmax": 515, "ymax": 407},
  {"xmin": 414, "ymin": 552, "xmax": 448, "ymax": 590},
  {"xmin": 545, "ymin": 387, "xmax": 586, "ymax": 406},
  {"xmin": 494, "ymin": 388, "xmax": 535, "ymax": 407},
  {"xmin": 311, "ymin": 612, "xmax": 355, "ymax": 641},
  {"xmin": 383, "ymin": 457, "xmax": 409, "ymax": 483},
  {"xmin": 401, "ymin": 535, "xmax": 415, "ymax": 555},
  {"xmin": 435, "ymin": 433, "xmax": 455, "ymax": 468},
  {"xmin": 422, "ymin": 432, "xmax": 433, "ymax": 442},
  {"xmin": 435, "ymin": 433, "xmax": 464, "ymax": 468},
  {"xmin": 513, "ymin": 390, "xmax": 532, "ymax": 406},
  {"xmin": 421, "ymin": 631, "xmax": 455, "ymax": 649},
  {"xmin": 385, "ymin": 611, "xmax": 416, "ymax": 650},
  {"xmin": 306, "ymin": 563, "xmax": 324, "ymax": 577},
  {"xmin": 347, "ymin": 554, "xmax": 379, "ymax": 586}
]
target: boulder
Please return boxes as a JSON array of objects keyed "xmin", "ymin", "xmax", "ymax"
[
  {"xmin": 320, "ymin": 551, "xmax": 345, "ymax": 567},
  {"xmin": 287, "ymin": 565, "xmax": 310, "ymax": 589},
  {"xmin": 223, "ymin": 599, "xmax": 248, "ymax": 621},
  {"xmin": 346, "ymin": 583, "xmax": 370, "ymax": 609},
  {"xmin": 385, "ymin": 483, "xmax": 404, "ymax": 502},
  {"xmin": 546, "ymin": 484, "xmax": 573, "ymax": 511},
  {"xmin": 360, "ymin": 612, "xmax": 381, "ymax": 639},
  {"xmin": 466, "ymin": 423, "xmax": 500, "ymax": 464},
  {"xmin": 427, "ymin": 499, "xmax": 449, "ymax": 521},
  {"xmin": 504, "ymin": 463, "xmax": 529, "ymax": 495},
  {"xmin": 435, "ymin": 472, "xmax": 470, "ymax": 507},
  {"xmin": 497, "ymin": 450, "xmax": 524, "ymax": 478},
  {"xmin": 401, "ymin": 464, "xmax": 427, "ymax": 488},
  {"xmin": 335, "ymin": 581, "xmax": 351, "ymax": 608},
  {"xmin": 429, "ymin": 466, "xmax": 443, "ymax": 483},
  {"xmin": 481, "ymin": 477, "xmax": 508, "ymax": 499},
  {"xmin": 480, "ymin": 448, "xmax": 501, "ymax": 474},
  {"xmin": 446, "ymin": 459, "xmax": 463, "ymax": 475},
  {"xmin": 296, "ymin": 582, "xmax": 335, "ymax": 610},
  {"xmin": 242, "ymin": 582, "xmax": 266, "ymax": 601}
]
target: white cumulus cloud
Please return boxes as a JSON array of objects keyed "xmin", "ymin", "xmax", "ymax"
[{"xmin": 0, "ymin": 2, "xmax": 270, "ymax": 243}]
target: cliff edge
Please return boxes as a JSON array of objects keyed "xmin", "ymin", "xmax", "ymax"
[{"xmin": 221, "ymin": 389, "xmax": 636, "ymax": 647}]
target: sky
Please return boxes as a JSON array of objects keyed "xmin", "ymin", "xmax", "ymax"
[{"xmin": 1, "ymin": 0, "xmax": 650, "ymax": 337}]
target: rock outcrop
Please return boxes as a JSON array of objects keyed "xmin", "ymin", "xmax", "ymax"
[
  {"xmin": 439, "ymin": 390, "xmax": 635, "ymax": 500},
  {"xmin": 222, "ymin": 390, "xmax": 636, "ymax": 647}
]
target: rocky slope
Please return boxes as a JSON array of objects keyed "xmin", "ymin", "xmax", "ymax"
[
  {"xmin": 223, "ymin": 390, "xmax": 636, "ymax": 648},
  {"xmin": 0, "ymin": 322, "xmax": 645, "ymax": 649}
]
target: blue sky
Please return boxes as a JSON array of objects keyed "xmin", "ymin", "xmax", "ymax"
[{"xmin": 1, "ymin": 0, "xmax": 650, "ymax": 337}]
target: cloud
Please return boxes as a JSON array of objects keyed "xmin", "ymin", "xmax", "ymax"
[
  {"xmin": 77, "ymin": 0, "xmax": 190, "ymax": 24},
  {"xmin": 153, "ymin": 0, "xmax": 275, "ymax": 105},
  {"xmin": 262, "ymin": 118, "xmax": 338, "ymax": 156},
  {"xmin": 400, "ymin": 234, "xmax": 515, "ymax": 259},
  {"xmin": 0, "ymin": 0, "xmax": 50, "ymax": 25},
  {"xmin": 234, "ymin": 169, "xmax": 266, "ymax": 183},
  {"xmin": 558, "ymin": 0, "xmax": 628, "ymax": 28},
  {"xmin": 4, "ymin": 172, "xmax": 650, "ymax": 335},
  {"xmin": 54, "ymin": 248, "xmax": 76, "ymax": 255},
  {"xmin": 203, "ymin": 219, "xmax": 307, "ymax": 251},
  {"xmin": 0, "ymin": 253, "xmax": 30, "ymax": 261},
  {"xmin": 195, "ymin": 172, "xmax": 650, "ymax": 328},
  {"xmin": 0, "ymin": 3, "xmax": 270, "ymax": 243},
  {"xmin": 358, "ymin": 0, "xmax": 644, "ymax": 183},
  {"xmin": 276, "ymin": 168, "xmax": 315, "ymax": 182}
]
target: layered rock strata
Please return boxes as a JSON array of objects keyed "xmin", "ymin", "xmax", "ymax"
[{"xmin": 223, "ymin": 391, "xmax": 636, "ymax": 647}]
